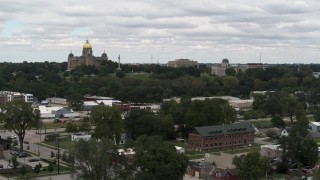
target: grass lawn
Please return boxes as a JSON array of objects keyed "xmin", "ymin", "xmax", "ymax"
[
  {"xmin": 127, "ymin": 73, "xmax": 151, "ymax": 81},
  {"xmin": 42, "ymin": 121, "xmax": 82, "ymax": 129},
  {"xmin": 43, "ymin": 136, "xmax": 74, "ymax": 151},
  {"xmin": 2, "ymin": 163, "xmax": 70, "ymax": 179},
  {"xmin": 251, "ymin": 120, "xmax": 273, "ymax": 129},
  {"xmin": 224, "ymin": 146, "xmax": 260, "ymax": 154},
  {"xmin": 165, "ymin": 140, "xmax": 187, "ymax": 148}
]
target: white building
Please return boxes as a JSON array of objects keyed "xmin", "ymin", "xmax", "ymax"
[
  {"xmin": 309, "ymin": 122, "xmax": 320, "ymax": 132},
  {"xmin": 0, "ymin": 91, "xmax": 33, "ymax": 103},
  {"xmin": 260, "ymin": 144, "xmax": 282, "ymax": 159},
  {"xmin": 71, "ymin": 134, "xmax": 92, "ymax": 141}
]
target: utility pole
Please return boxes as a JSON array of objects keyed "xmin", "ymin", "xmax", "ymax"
[{"xmin": 56, "ymin": 134, "xmax": 60, "ymax": 175}]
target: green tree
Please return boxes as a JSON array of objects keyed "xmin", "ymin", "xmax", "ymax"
[
  {"xmin": 134, "ymin": 135, "xmax": 188, "ymax": 180},
  {"xmin": 33, "ymin": 164, "xmax": 41, "ymax": 174},
  {"xmin": 271, "ymin": 115, "xmax": 285, "ymax": 128},
  {"xmin": 65, "ymin": 122, "xmax": 78, "ymax": 133},
  {"xmin": 281, "ymin": 96, "xmax": 300, "ymax": 123},
  {"xmin": 90, "ymin": 105, "xmax": 123, "ymax": 142},
  {"xmin": 312, "ymin": 107, "xmax": 320, "ymax": 122},
  {"xmin": 48, "ymin": 163, "xmax": 54, "ymax": 173},
  {"xmin": 278, "ymin": 136, "xmax": 318, "ymax": 166},
  {"xmin": 20, "ymin": 165, "xmax": 27, "ymax": 176},
  {"xmin": 0, "ymin": 101, "xmax": 41, "ymax": 152},
  {"xmin": 232, "ymin": 150, "xmax": 269, "ymax": 180},
  {"xmin": 50, "ymin": 151, "xmax": 55, "ymax": 158},
  {"xmin": 78, "ymin": 117, "xmax": 91, "ymax": 133},
  {"xmin": 70, "ymin": 138, "xmax": 129, "ymax": 180},
  {"xmin": 225, "ymin": 68, "xmax": 236, "ymax": 76}
]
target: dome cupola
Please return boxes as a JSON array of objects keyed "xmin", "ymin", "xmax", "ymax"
[{"xmin": 83, "ymin": 40, "xmax": 92, "ymax": 49}]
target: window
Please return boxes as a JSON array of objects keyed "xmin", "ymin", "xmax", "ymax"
[
  {"xmin": 215, "ymin": 143, "xmax": 217, "ymax": 146},
  {"xmin": 205, "ymin": 144, "xmax": 208, "ymax": 147}
]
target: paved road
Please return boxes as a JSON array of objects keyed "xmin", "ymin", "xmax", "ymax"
[{"xmin": 34, "ymin": 174, "xmax": 75, "ymax": 180}]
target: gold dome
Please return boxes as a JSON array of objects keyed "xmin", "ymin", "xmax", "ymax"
[{"xmin": 83, "ymin": 40, "xmax": 92, "ymax": 49}]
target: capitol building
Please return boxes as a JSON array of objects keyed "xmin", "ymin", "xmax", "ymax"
[{"xmin": 68, "ymin": 40, "xmax": 108, "ymax": 70}]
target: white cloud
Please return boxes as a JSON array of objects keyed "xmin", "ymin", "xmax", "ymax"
[{"xmin": 0, "ymin": 0, "xmax": 320, "ymax": 64}]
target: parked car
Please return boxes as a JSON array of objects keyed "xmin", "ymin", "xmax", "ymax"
[
  {"xmin": 302, "ymin": 166, "xmax": 314, "ymax": 174},
  {"xmin": 8, "ymin": 135, "xmax": 17, "ymax": 139},
  {"xmin": 18, "ymin": 152, "xmax": 31, "ymax": 158}
]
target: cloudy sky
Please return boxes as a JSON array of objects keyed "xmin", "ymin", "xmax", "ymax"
[{"xmin": 1, "ymin": 0, "xmax": 320, "ymax": 64}]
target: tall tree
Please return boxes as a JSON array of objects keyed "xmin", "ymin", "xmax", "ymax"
[
  {"xmin": 134, "ymin": 135, "xmax": 188, "ymax": 180},
  {"xmin": 0, "ymin": 101, "xmax": 40, "ymax": 152},
  {"xmin": 281, "ymin": 96, "xmax": 299, "ymax": 123},
  {"xmin": 90, "ymin": 105, "xmax": 123, "ymax": 142},
  {"xmin": 71, "ymin": 138, "xmax": 129, "ymax": 180},
  {"xmin": 232, "ymin": 150, "xmax": 269, "ymax": 180}
]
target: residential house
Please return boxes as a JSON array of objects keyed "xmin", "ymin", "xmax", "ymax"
[
  {"xmin": 260, "ymin": 144, "xmax": 282, "ymax": 159},
  {"xmin": 207, "ymin": 168, "xmax": 240, "ymax": 180},
  {"xmin": 175, "ymin": 146, "xmax": 185, "ymax": 154},
  {"xmin": 309, "ymin": 122, "xmax": 320, "ymax": 132},
  {"xmin": 186, "ymin": 161, "xmax": 214, "ymax": 179},
  {"xmin": 188, "ymin": 122, "xmax": 255, "ymax": 151},
  {"xmin": 280, "ymin": 127, "xmax": 291, "ymax": 137}
]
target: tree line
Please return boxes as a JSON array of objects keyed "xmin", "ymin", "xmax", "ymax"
[{"xmin": 1, "ymin": 61, "xmax": 320, "ymax": 106}]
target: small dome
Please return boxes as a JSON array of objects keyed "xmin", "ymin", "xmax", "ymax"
[
  {"xmin": 83, "ymin": 40, "xmax": 92, "ymax": 49},
  {"xmin": 222, "ymin": 58, "xmax": 229, "ymax": 64},
  {"xmin": 102, "ymin": 51, "xmax": 107, "ymax": 58},
  {"xmin": 68, "ymin": 51, "xmax": 74, "ymax": 57}
]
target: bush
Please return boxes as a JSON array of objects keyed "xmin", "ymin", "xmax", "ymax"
[
  {"xmin": 66, "ymin": 123, "xmax": 78, "ymax": 133},
  {"xmin": 33, "ymin": 164, "xmax": 41, "ymax": 174},
  {"xmin": 48, "ymin": 164, "xmax": 54, "ymax": 173},
  {"xmin": 266, "ymin": 129, "xmax": 277, "ymax": 138},
  {"xmin": 20, "ymin": 165, "xmax": 26, "ymax": 176},
  {"xmin": 62, "ymin": 151, "xmax": 67, "ymax": 161}
]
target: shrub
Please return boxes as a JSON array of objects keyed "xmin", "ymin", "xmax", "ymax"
[
  {"xmin": 48, "ymin": 164, "xmax": 54, "ymax": 173},
  {"xmin": 266, "ymin": 129, "xmax": 277, "ymax": 138}
]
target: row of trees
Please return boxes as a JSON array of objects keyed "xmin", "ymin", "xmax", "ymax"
[{"xmin": 1, "ymin": 61, "xmax": 320, "ymax": 105}]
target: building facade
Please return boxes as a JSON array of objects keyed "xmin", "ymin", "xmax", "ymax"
[
  {"xmin": 68, "ymin": 40, "xmax": 108, "ymax": 70},
  {"xmin": 188, "ymin": 122, "xmax": 255, "ymax": 151},
  {"xmin": 211, "ymin": 59, "xmax": 229, "ymax": 76},
  {"xmin": 0, "ymin": 91, "xmax": 33, "ymax": 104},
  {"xmin": 167, "ymin": 59, "xmax": 198, "ymax": 68}
]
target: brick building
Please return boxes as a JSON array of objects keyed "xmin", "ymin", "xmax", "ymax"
[{"xmin": 188, "ymin": 122, "xmax": 255, "ymax": 151}]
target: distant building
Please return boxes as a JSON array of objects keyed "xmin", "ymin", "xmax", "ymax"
[
  {"xmin": 46, "ymin": 97, "xmax": 68, "ymax": 105},
  {"xmin": 238, "ymin": 63, "xmax": 270, "ymax": 72},
  {"xmin": 211, "ymin": 59, "xmax": 271, "ymax": 76},
  {"xmin": 68, "ymin": 40, "xmax": 108, "ymax": 70},
  {"xmin": 188, "ymin": 122, "xmax": 255, "ymax": 151},
  {"xmin": 0, "ymin": 91, "xmax": 33, "ymax": 104},
  {"xmin": 313, "ymin": 72, "xmax": 320, "ymax": 78},
  {"xmin": 167, "ymin": 59, "xmax": 198, "ymax": 68},
  {"xmin": 211, "ymin": 59, "xmax": 229, "ymax": 76}
]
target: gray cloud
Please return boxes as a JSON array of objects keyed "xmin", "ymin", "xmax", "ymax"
[{"xmin": 1, "ymin": 0, "xmax": 320, "ymax": 63}]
